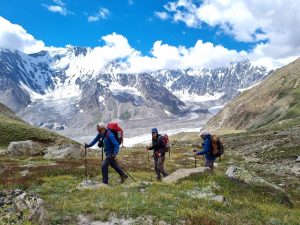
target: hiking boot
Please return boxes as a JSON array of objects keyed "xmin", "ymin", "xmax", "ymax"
[
  {"xmin": 156, "ymin": 176, "xmax": 162, "ymax": 181},
  {"xmin": 120, "ymin": 174, "xmax": 128, "ymax": 183}
]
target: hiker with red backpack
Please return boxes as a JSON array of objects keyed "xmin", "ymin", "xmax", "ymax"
[
  {"xmin": 85, "ymin": 122, "xmax": 128, "ymax": 184},
  {"xmin": 146, "ymin": 128, "xmax": 169, "ymax": 181},
  {"xmin": 193, "ymin": 131, "xmax": 220, "ymax": 170}
]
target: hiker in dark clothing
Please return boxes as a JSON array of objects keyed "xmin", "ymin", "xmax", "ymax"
[
  {"xmin": 146, "ymin": 128, "xmax": 168, "ymax": 181},
  {"xmin": 85, "ymin": 123, "xmax": 128, "ymax": 184},
  {"xmin": 194, "ymin": 131, "xmax": 216, "ymax": 170}
]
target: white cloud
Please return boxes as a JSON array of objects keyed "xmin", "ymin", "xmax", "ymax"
[
  {"xmin": 162, "ymin": 0, "xmax": 300, "ymax": 69},
  {"xmin": 46, "ymin": 5, "xmax": 68, "ymax": 15},
  {"xmin": 155, "ymin": 11, "xmax": 169, "ymax": 20},
  {"xmin": 42, "ymin": 0, "xmax": 70, "ymax": 16},
  {"xmin": 0, "ymin": 17, "xmax": 45, "ymax": 54},
  {"xmin": 125, "ymin": 40, "xmax": 246, "ymax": 73},
  {"xmin": 128, "ymin": 0, "xmax": 134, "ymax": 5},
  {"xmin": 53, "ymin": 0, "xmax": 65, "ymax": 6},
  {"xmin": 88, "ymin": 8, "xmax": 110, "ymax": 22}
]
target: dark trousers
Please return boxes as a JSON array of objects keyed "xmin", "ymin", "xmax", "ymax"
[
  {"xmin": 102, "ymin": 157, "xmax": 126, "ymax": 184},
  {"xmin": 205, "ymin": 159, "xmax": 214, "ymax": 170},
  {"xmin": 153, "ymin": 155, "xmax": 168, "ymax": 179}
]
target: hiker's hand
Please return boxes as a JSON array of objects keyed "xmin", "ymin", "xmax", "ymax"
[
  {"xmin": 156, "ymin": 152, "xmax": 161, "ymax": 157},
  {"xmin": 145, "ymin": 146, "xmax": 149, "ymax": 151},
  {"xmin": 109, "ymin": 154, "xmax": 116, "ymax": 159},
  {"xmin": 84, "ymin": 143, "xmax": 89, "ymax": 148},
  {"xmin": 192, "ymin": 149, "xmax": 197, "ymax": 152}
]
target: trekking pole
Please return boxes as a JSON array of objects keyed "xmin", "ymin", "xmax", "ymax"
[
  {"xmin": 194, "ymin": 155, "xmax": 197, "ymax": 168},
  {"xmin": 101, "ymin": 147, "xmax": 104, "ymax": 162},
  {"xmin": 115, "ymin": 158, "xmax": 137, "ymax": 182},
  {"xmin": 147, "ymin": 148, "xmax": 153, "ymax": 181},
  {"xmin": 84, "ymin": 146, "xmax": 88, "ymax": 181}
]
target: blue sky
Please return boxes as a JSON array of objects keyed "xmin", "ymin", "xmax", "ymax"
[
  {"xmin": 0, "ymin": 0, "xmax": 299, "ymax": 71},
  {"xmin": 0, "ymin": 0, "xmax": 252, "ymax": 54}
]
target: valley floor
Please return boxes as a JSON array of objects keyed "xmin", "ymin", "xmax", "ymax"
[{"xmin": 1, "ymin": 137, "xmax": 299, "ymax": 225}]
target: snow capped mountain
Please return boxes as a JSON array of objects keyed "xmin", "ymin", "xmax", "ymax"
[
  {"xmin": 150, "ymin": 60, "xmax": 269, "ymax": 103},
  {"xmin": 0, "ymin": 47, "xmax": 270, "ymax": 138}
]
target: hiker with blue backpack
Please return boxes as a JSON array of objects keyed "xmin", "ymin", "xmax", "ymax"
[
  {"xmin": 193, "ymin": 131, "xmax": 224, "ymax": 170},
  {"xmin": 146, "ymin": 128, "xmax": 169, "ymax": 181},
  {"xmin": 85, "ymin": 122, "xmax": 128, "ymax": 184}
]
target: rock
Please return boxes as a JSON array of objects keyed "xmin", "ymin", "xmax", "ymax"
[
  {"xmin": 211, "ymin": 195, "xmax": 228, "ymax": 204},
  {"xmin": 76, "ymin": 180, "xmax": 110, "ymax": 190},
  {"xmin": 20, "ymin": 170, "xmax": 29, "ymax": 177},
  {"xmin": 296, "ymin": 156, "xmax": 300, "ymax": 162},
  {"xmin": 186, "ymin": 187, "xmax": 228, "ymax": 205},
  {"xmin": 77, "ymin": 215, "xmax": 156, "ymax": 225},
  {"xmin": 226, "ymin": 166, "xmax": 293, "ymax": 206},
  {"xmin": 0, "ymin": 189, "xmax": 49, "ymax": 225},
  {"xmin": 226, "ymin": 166, "xmax": 282, "ymax": 191},
  {"xmin": 7, "ymin": 140, "xmax": 43, "ymax": 156},
  {"xmin": 291, "ymin": 164, "xmax": 300, "ymax": 176},
  {"xmin": 163, "ymin": 167, "xmax": 210, "ymax": 184},
  {"xmin": 44, "ymin": 144, "xmax": 82, "ymax": 160},
  {"xmin": 0, "ymin": 149, "xmax": 6, "ymax": 156},
  {"xmin": 77, "ymin": 214, "xmax": 92, "ymax": 225},
  {"xmin": 126, "ymin": 181, "xmax": 153, "ymax": 189}
]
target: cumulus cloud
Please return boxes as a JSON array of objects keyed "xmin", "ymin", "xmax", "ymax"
[
  {"xmin": 125, "ymin": 40, "xmax": 246, "ymax": 73},
  {"xmin": 88, "ymin": 8, "xmax": 110, "ymax": 22},
  {"xmin": 42, "ymin": 0, "xmax": 69, "ymax": 16},
  {"xmin": 155, "ymin": 11, "xmax": 170, "ymax": 20},
  {"xmin": 0, "ymin": 17, "xmax": 45, "ymax": 54},
  {"xmin": 162, "ymin": 0, "xmax": 300, "ymax": 68}
]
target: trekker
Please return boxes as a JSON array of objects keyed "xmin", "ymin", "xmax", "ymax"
[
  {"xmin": 85, "ymin": 123, "xmax": 128, "ymax": 184},
  {"xmin": 146, "ymin": 128, "xmax": 168, "ymax": 181},
  {"xmin": 193, "ymin": 131, "xmax": 216, "ymax": 170}
]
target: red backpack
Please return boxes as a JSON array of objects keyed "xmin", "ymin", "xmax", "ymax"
[
  {"xmin": 158, "ymin": 134, "xmax": 170, "ymax": 152},
  {"xmin": 107, "ymin": 122, "xmax": 124, "ymax": 146}
]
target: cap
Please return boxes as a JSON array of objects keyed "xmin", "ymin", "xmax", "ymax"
[
  {"xmin": 151, "ymin": 128, "xmax": 158, "ymax": 133},
  {"xmin": 200, "ymin": 130, "xmax": 209, "ymax": 136},
  {"xmin": 97, "ymin": 123, "xmax": 106, "ymax": 129}
]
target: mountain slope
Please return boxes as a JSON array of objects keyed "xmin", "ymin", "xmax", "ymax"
[
  {"xmin": 0, "ymin": 103, "xmax": 75, "ymax": 147},
  {"xmin": 0, "ymin": 47, "xmax": 270, "ymax": 138},
  {"xmin": 206, "ymin": 58, "xmax": 300, "ymax": 130}
]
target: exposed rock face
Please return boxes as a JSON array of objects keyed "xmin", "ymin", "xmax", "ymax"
[
  {"xmin": 0, "ymin": 189, "xmax": 49, "ymax": 225},
  {"xmin": 296, "ymin": 156, "xmax": 300, "ymax": 162},
  {"xmin": 226, "ymin": 166, "xmax": 292, "ymax": 206},
  {"xmin": 7, "ymin": 140, "xmax": 44, "ymax": 156},
  {"xmin": 44, "ymin": 144, "xmax": 82, "ymax": 160},
  {"xmin": 76, "ymin": 180, "xmax": 110, "ymax": 190},
  {"xmin": 163, "ymin": 167, "xmax": 210, "ymax": 184}
]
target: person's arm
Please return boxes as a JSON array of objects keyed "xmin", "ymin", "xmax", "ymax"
[
  {"xmin": 86, "ymin": 133, "xmax": 101, "ymax": 147},
  {"xmin": 196, "ymin": 138, "xmax": 210, "ymax": 155},
  {"xmin": 108, "ymin": 132, "xmax": 120, "ymax": 155},
  {"xmin": 147, "ymin": 145, "xmax": 154, "ymax": 150}
]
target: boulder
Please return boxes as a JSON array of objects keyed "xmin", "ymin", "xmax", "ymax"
[
  {"xmin": 7, "ymin": 140, "xmax": 43, "ymax": 156},
  {"xmin": 226, "ymin": 166, "xmax": 292, "ymax": 206},
  {"xmin": 76, "ymin": 180, "xmax": 110, "ymax": 190},
  {"xmin": 296, "ymin": 156, "xmax": 300, "ymax": 162},
  {"xmin": 0, "ymin": 189, "xmax": 49, "ymax": 225},
  {"xmin": 226, "ymin": 166, "xmax": 282, "ymax": 191},
  {"xmin": 163, "ymin": 167, "xmax": 210, "ymax": 184},
  {"xmin": 44, "ymin": 144, "xmax": 82, "ymax": 160}
]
